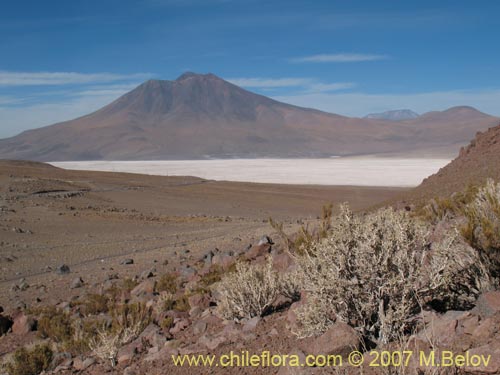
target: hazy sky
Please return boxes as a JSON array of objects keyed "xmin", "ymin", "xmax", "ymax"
[{"xmin": 1, "ymin": 0, "xmax": 499, "ymax": 138}]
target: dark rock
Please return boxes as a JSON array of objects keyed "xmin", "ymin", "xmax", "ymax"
[
  {"xmin": 56, "ymin": 264, "xmax": 71, "ymax": 275},
  {"xmin": 140, "ymin": 269, "xmax": 154, "ymax": 279},
  {"xmin": 0, "ymin": 315, "xmax": 13, "ymax": 336},
  {"xmin": 258, "ymin": 235, "xmax": 274, "ymax": 245},
  {"xmin": 121, "ymin": 258, "xmax": 134, "ymax": 265}
]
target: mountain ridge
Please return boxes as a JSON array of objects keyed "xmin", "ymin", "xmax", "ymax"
[
  {"xmin": 411, "ymin": 123, "xmax": 500, "ymax": 200},
  {"xmin": 364, "ymin": 109, "xmax": 420, "ymax": 121},
  {"xmin": 0, "ymin": 72, "xmax": 498, "ymax": 161}
]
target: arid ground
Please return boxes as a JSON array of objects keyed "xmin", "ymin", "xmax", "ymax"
[{"xmin": 0, "ymin": 160, "xmax": 405, "ymax": 309}]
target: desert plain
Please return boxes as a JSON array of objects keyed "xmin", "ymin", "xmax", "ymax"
[{"xmin": 0, "ymin": 159, "xmax": 407, "ymax": 310}]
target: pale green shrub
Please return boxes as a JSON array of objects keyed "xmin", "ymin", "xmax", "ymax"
[
  {"xmin": 293, "ymin": 204, "xmax": 490, "ymax": 343},
  {"xmin": 216, "ymin": 258, "xmax": 298, "ymax": 320}
]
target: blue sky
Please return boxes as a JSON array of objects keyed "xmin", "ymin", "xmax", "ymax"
[{"xmin": 1, "ymin": 0, "xmax": 499, "ymax": 138}]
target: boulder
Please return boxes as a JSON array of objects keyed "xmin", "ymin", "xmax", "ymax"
[
  {"xmin": 198, "ymin": 334, "xmax": 226, "ymax": 350},
  {"xmin": 170, "ymin": 318, "xmax": 190, "ymax": 335},
  {"xmin": 463, "ymin": 340, "xmax": 500, "ymax": 374},
  {"xmin": 70, "ymin": 277, "xmax": 84, "ymax": 289},
  {"xmin": 188, "ymin": 294, "xmax": 210, "ymax": 311},
  {"xmin": 245, "ymin": 244, "xmax": 271, "ymax": 260},
  {"xmin": 298, "ymin": 322, "xmax": 360, "ymax": 357},
  {"xmin": 272, "ymin": 252, "xmax": 294, "ymax": 272},
  {"xmin": 192, "ymin": 320, "xmax": 207, "ymax": 335},
  {"xmin": 139, "ymin": 323, "xmax": 166, "ymax": 348},
  {"xmin": 123, "ymin": 367, "xmax": 138, "ymax": 375},
  {"xmin": 473, "ymin": 291, "xmax": 500, "ymax": 318},
  {"xmin": 211, "ymin": 254, "xmax": 234, "ymax": 269},
  {"xmin": 0, "ymin": 315, "xmax": 13, "ymax": 335},
  {"xmin": 72, "ymin": 357, "xmax": 95, "ymax": 371},
  {"xmin": 117, "ymin": 342, "xmax": 138, "ymax": 366},
  {"xmin": 258, "ymin": 235, "xmax": 274, "ymax": 246},
  {"xmin": 131, "ymin": 279, "xmax": 156, "ymax": 297},
  {"xmin": 276, "ymin": 350, "xmax": 309, "ymax": 375},
  {"xmin": 12, "ymin": 312, "xmax": 36, "ymax": 335},
  {"xmin": 242, "ymin": 316, "xmax": 261, "ymax": 332}
]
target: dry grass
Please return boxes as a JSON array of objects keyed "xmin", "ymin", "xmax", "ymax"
[
  {"xmin": 4, "ymin": 344, "xmax": 53, "ymax": 375},
  {"xmin": 269, "ymin": 203, "xmax": 333, "ymax": 255},
  {"xmin": 461, "ymin": 178, "xmax": 500, "ymax": 277}
]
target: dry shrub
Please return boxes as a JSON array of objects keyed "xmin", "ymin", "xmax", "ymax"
[
  {"xmin": 5, "ymin": 344, "xmax": 53, "ymax": 375},
  {"xmin": 156, "ymin": 273, "xmax": 178, "ymax": 294},
  {"xmin": 80, "ymin": 293, "xmax": 110, "ymax": 315},
  {"xmin": 35, "ymin": 306, "xmax": 102, "ymax": 354},
  {"xmin": 88, "ymin": 328, "xmax": 122, "ymax": 367},
  {"xmin": 216, "ymin": 257, "xmax": 298, "ymax": 320},
  {"xmin": 293, "ymin": 204, "xmax": 490, "ymax": 344},
  {"xmin": 37, "ymin": 307, "xmax": 73, "ymax": 343},
  {"xmin": 422, "ymin": 230, "xmax": 493, "ymax": 310},
  {"xmin": 157, "ymin": 292, "xmax": 190, "ymax": 312},
  {"xmin": 269, "ymin": 203, "xmax": 333, "ymax": 255},
  {"xmin": 461, "ymin": 178, "xmax": 500, "ymax": 276},
  {"xmin": 89, "ymin": 302, "xmax": 151, "ymax": 367},
  {"xmin": 417, "ymin": 184, "xmax": 478, "ymax": 224}
]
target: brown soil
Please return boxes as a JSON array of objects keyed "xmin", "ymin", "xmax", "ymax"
[
  {"xmin": 0, "ymin": 160, "xmax": 404, "ymax": 310},
  {"xmin": 400, "ymin": 123, "xmax": 500, "ymax": 204}
]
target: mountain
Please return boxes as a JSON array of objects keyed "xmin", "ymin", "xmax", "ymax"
[
  {"xmin": 364, "ymin": 109, "xmax": 419, "ymax": 121},
  {"xmin": 411, "ymin": 123, "xmax": 500, "ymax": 199},
  {"xmin": 0, "ymin": 73, "xmax": 498, "ymax": 161}
]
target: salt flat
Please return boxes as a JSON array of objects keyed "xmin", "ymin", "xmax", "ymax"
[{"xmin": 51, "ymin": 157, "xmax": 451, "ymax": 187}]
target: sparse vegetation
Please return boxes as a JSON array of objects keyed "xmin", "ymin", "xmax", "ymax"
[
  {"xmin": 89, "ymin": 302, "xmax": 151, "ymax": 367},
  {"xmin": 290, "ymin": 204, "xmax": 491, "ymax": 343},
  {"xmin": 269, "ymin": 202, "xmax": 333, "ymax": 255},
  {"xmin": 216, "ymin": 257, "xmax": 298, "ymax": 319},
  {"xmin": 80, "ymin": 293, "xmax": 111, "ymax": 315},
  {"xmin": 156, "ymin": 273, "xmax": 178, "ymax": 294},
  {"xmin": 417, "ymin": 184, "xmax": 478, "ymax": 224},
  {"xmin": 5, "ymin": 344, "xmax": 53, "ymax": 375},
  {"xmin": 157, "ymin": 291, "xmax": 191, "ymax": 312},
  {"xmin": 160, "ymin": 316, "xmax": 174, "ymax": 331},
  {"xmin": 461, "ymin": 179, "xmax": 500, "ymax": 277},
  {"xmin": 37, "ymin": 306, "xmax": 73, "ymax": 344}
]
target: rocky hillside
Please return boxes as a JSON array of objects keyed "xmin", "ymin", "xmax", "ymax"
[{"xmin": 412, "ymin": 123, "xmax": 500, "ymax": 200}]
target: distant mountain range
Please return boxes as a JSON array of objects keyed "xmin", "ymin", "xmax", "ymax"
[
  {"xmin": 0, "ymin": 72, "xmax": 498, "ymax": 161},
  {"xmin": 364, "ymin": 109, "xmax": 420, "ymax": 121}
]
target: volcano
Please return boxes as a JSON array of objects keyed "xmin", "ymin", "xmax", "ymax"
[{"xmin": 0, "ymin": 72, "xmax": 498, "ymax": 161}]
